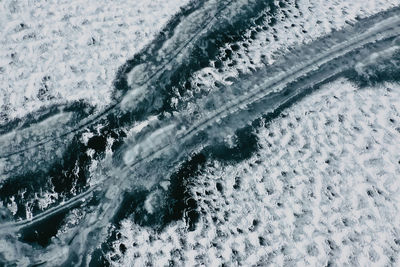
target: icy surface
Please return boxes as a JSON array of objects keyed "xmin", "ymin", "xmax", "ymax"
[
  {"xmin": 1, "ymin": 0, "xmax": 400, "ymax": 265},
  {"xmin": 110, "ymin": 79, "xmax": 400, "ymax": 266}
]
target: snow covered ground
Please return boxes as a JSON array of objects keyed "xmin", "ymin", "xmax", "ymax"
[
  {"xmin": 0, "ymin": 0, "xmax": 189, "ymax": 123},
  {"xmin": 1, "ymin": 0, "xmax": 400, "ymax": 266},
  {"xmin": 110, "ymin": 79, "xmax": 400, "ymax": 266},
  {"xmin": 1, "ymin": 0, "xmax": 398, "ymax": 122}
]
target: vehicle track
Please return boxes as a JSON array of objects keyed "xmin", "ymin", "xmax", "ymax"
[
  {"xmin": 120, "ymin": 8, "xmax": 400, "ymax": 170},
  {"xmin": 0, "ymin": 5, "xmax": 399, "ymax": 267},
  {"xmin": 2, "ymin": 4, "xmax": 398, "ymax": 237},
  {"xmin": 0, "ymin": 0, "xmax": 266, "ymax": 160}
]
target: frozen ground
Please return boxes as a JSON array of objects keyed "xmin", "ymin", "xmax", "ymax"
[
  {"xmin": 1, "ymin": 0, "xmax": 400, "ymax": 266},
  {"xmin": 1, "ymin": 0, "xmax": 398, "ymax": 122},
  {"xmin": 109, "ymin": 79, "xmax": 400, "ymax": 266}
]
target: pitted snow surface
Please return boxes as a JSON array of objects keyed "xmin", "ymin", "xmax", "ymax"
[
  {"xmin": 0, "ymin": 0, "xmax": 189, "ymax": 123},
  {"xmin": 109, "ymin": 80, "xmax": 400, "ymax": 266},
  {"xmin": 1, "ymin": 0, "xmax": 400, "ymax": 266}
]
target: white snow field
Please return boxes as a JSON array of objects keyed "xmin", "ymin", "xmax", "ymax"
[
  {"xmin": 1, "ymin": 0, "xmax": 398, "ymax": 122},
  {"xmin": 110, "ymin": 79, "xmax": 400, "ymax": 266},
  {"xmin": 0, "ymin": 0, "xmax": 189, "ymax": 123},
  {"xmin": 1, "ymin": 0, "xmax": 400, "ymax": 266}
]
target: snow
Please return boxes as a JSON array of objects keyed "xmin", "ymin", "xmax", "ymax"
[
  {"xmin": 110, "ymin": 79, "xmax": 400, "ymax": 266},
  {"xmin": 1, "ymin": 0, "xmax": 400, "ymax": 265},
  {"xmin": 0, "ymin": 0, "xmax": 189, "ymax": 123}
]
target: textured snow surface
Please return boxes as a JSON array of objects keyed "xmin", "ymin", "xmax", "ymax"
[
  {"xmin": 1, "ymin": 0, "xmax": 400, "ymax": 266},
  {"xmin": 0, "ymin": 0, "xmax": 189, "ymax": 123},
  {"xmin": 109, "ymin": 80, "xmax": 400, "ymax": 266},
  {"xmin": 1, "ymin": 0, "xmax": 398, "ymax": 121}
]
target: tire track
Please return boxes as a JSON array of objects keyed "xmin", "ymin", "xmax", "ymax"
[
  {"xmin": 120, "ymin": 8, "xmax": 400, "ymax": 170},
  {"xmin": 1, "ymin": 5, "xmax": 399, "ymax": 266},
  {"xmin": 2, "ymin": 6, "xmax": 398, "ymax": 235},
  {"xmin": 0, "ymin": 0, "xmax": 271, "ymax": 220},
  {"xmin": 0, "ymin": 0, "xmax": 269, "ymax": 160}
]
